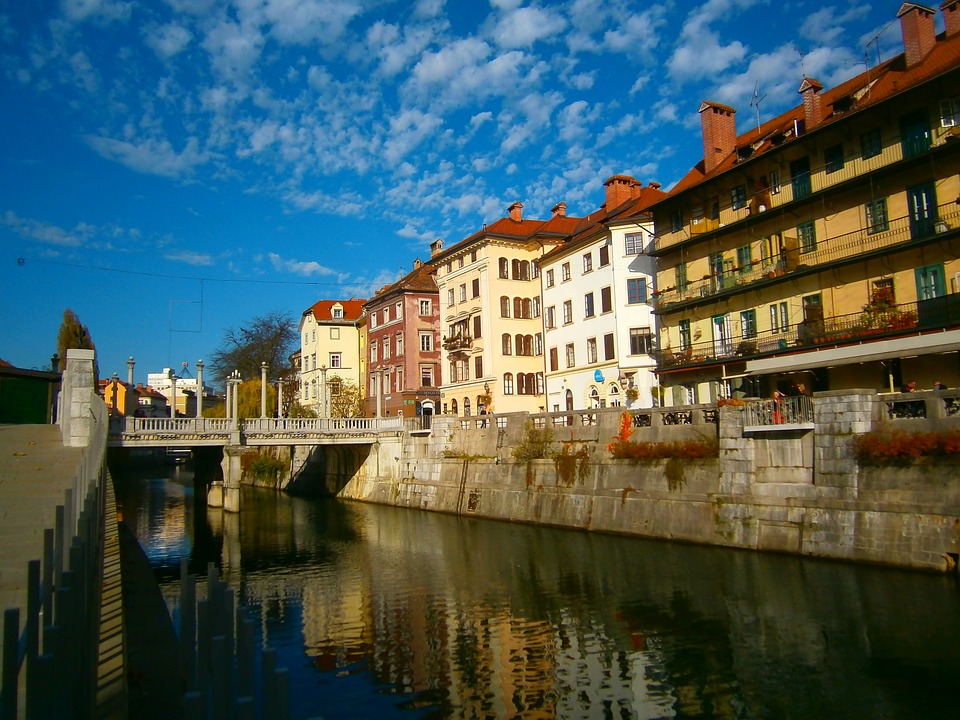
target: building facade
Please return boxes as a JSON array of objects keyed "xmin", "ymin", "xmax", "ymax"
[
  {"xmin": 433, "ymin": 203, "xmax": 583, "ymax": 416},
  {"xmin": 649, "ymin": 2, "xmax": 960, "ymax": 404},
  {"xmin": 540, "ymin": 176, "xmax": 666, "ymax": 412},
  {"xmin": 298, "ymin": 299, "xmax": 366, "ymax": 416},
  {"xmin": 363, "ymin": 258, "xmax": 441, "ymax": 418}
]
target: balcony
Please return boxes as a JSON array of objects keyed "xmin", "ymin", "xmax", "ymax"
[
  {"xmin": 442, "ymin": 334, "xmax": 473, "ymax": 355},
  {"xmin": 655, "ymin": 295, "xmax": 960, "ymax": 371},
  {"xmin": 653, "ymin": 203, "xmax": 959, "ymax": 311},
  {"xmin": 654, "ymin": 122, "xmax": 960, "ymax": 254}
]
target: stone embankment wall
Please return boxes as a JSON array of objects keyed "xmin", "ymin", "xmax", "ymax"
[{"xmin": 336, "ymin": 390, "xmax": 960, "ymax": 573}]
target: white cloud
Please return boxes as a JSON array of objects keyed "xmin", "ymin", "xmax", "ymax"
[
  {"xmin": 1, "ymin": 211, "xmax": 87, "ymax": 246},
  {"xmin": 60, "ymin": 0, "xmax": 132, "ymax": 23},
  {"xmin": 366, "ymin": 20, "xmax": 439, "ymax": 77},
  {"xmin": 602, "ymin": 9, "xmax": 665, "ymax": 56},
  {"xmin": 491, "ymin": 6, "xmax": 566, "ymax": 49},
  {"xmin": 383, "ymin": 108, "xmax": 444, "ymax": 164},
  {"xmin": 268, "ymin": 252, "xmax": 338, "ymax": 276},
  {"xmin": 202, "ymin": 18, "xmax": 264, "ymax": 82},
  {"xmin": 236, "ymin": 0, "xmax": 363, "ymax": 46},
  {"xmin": 85, "ymin": 135, "xmax": 210, "ymax": 178},
  {"xmin": 667, "ymin": 0, "xmax": 762, "ymax": 82},
  {"xmin": 144, "ymin": 22, "xmax": 192, "ymax": 59},
  {"xmin": 800, "ymin": 5, "xmax": 871, "ymax": 46},
  {"xmin": 164, "ymin": 250, "xmax": 214, "ymax": 266}
]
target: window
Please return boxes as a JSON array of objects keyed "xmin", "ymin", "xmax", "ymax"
[
  {"xmin": 459, "ymin": 284, "xmax": 467, "ymax": 302},
  {"xmin": 583, "ymin": 253, "xmax": 593, "ymax": 273},
  {"xmin": 584, "ymin": 292, "xmax": 595, "ymax": 318},
  {"xmin": 565, "ymin": 343, "xmax": 575, "ymax": 368},
  {"xmin": 797, "ymin": 221, "xmax": 817, "ymax": 253},
  {"xmin": 599, "ymin": 244, "xmax": 610, "ymax": 267},
  {"xmin": 865, "ymin": 198, "xmax": 889, "ymax": 234},
  {"xmin": 499, "ymin": 257, "xmax": 509, "ymax": 278},
  {"xmin": 671, "ymin": 210, "xmax": 683, "ymax": 232},
  {"xmin": 516, "ymin": 334, "xmax": 533, "ymax": 356},
  {"xmin": 502, "ymin": 334, "xmax": 512, "ymax": 355},
  {"xmin": 545, "ymin": 269, "xmax": 555, "ymax": 287},
  {"xmin": 679, "ymin": 319, "xmax": 691, "ymax": 350},
  {"xmin": 916, "ymin": 264, "xmax": 946, "ymax": 300},
  {"xmin": 600, "ymin": 286, "xmax": 612, "ymax": 313},
  {"xmin": 861, "ymin": 128, "xmax": 882, "ymax": 160},
  {"xmin": 531, "ymin": 262, "xmax": 540, "ymax": 279},
  {"xmin": 419, "ymin": 331, "xmax": 433, "ymax": 352},
  {"xmin": 790, "ymin": 157, "xmax": 811, "ymax": 200},
  {"xmin": 500, "ymin": 296, "xmax": 511, "ymax": 317},
  {"xmin": 458, "ymin": 256, "xmax": 464, "ymax": 269},
  {"xmin": 629, "ymin": 328, "xmax": 653, "ymax": 355},
  {"xmin": 740, "ymin": 309, "xmax": 757, "ymax": 338},
  {"xmin": 561, "ymin": 262, "xmax": 571, "ymax": 281},
  {"xmin": 447, "ymin": 289, "xmax": 454, "ymax": 307},
  {"xmin": 420, "ymin": 365, "xmax": 433, "ymax": 387},
  {"xmin": 534, "ymin": 333, "xmax": 543, "ymax": 356},
  {"xmin": 900, "ymin": 109, "xmax": 931, "ymax": 159},
  {"xmin": 562, "ymin": 300, "xmax": 573, "ymax": 324},
  {"xmin": 603, "ymin": 333, "xmax": 615, "ymax": 361},
  {"xmin": 449, "ymin": 362, "xmax": 457, "ymax": 384},
  {"xmin": 470, "ymin": 250, "xmax": 477, "ymax": 263},
  {"xmin": 503, "ymin": 373, "xmax": 514, "ymax": 395},
  {"xmin": 736, "ymin": 244, "xmax": 752, "ymax": 272},
  {"xmin": 824, "ymin": 144, "xmax": 844, "ymax": 174},
  {"xmin": 626, "ymin": 277, "xmax": 647, "ymax": 304},
  {"xmin": 474, "ymin": 356, "xmax": 483, "ymax": 379},
  {"xmin": 396, "ymin": 333, "xmax": 404, "ymax": 355},
  {"xmin": 769, "ymin": 169, "xmax": 781, "ymax": 195},
  {"xmin": 371, "ymin": 343, "xmax": 378, "ymax": 362},
  {"xmin": 731, "ymin": 184, "xmax": 747, "ymax": 210},
  {"xmin": 395, "ymin": 301, "xmax": 403, "ymax": 319},
  {"xmin": 330, "ymin": 378, "xmax": 342, "ymax": 397},
  {"xmin": 941, "ymin": 96, "xmax": 960, "ymax": 127},
  {"xmin": 473, "ymin": 315, "xmax": 482, "ymax": 338},
  {"xmin": 676, "ymin": 262, "xmax": 688, "ymax": 291},
  {"xmin": 519, "ymin": 260, "xmax": 530, "ymax": 280},
  {"xmin": 586, "ymin": 337, "xmax": 598, "ymax": 363},
  {"xmin": 549, "ymin": 347, "xmax": 558, "ymax": 371},
  {"xmin": 625, "ymin": 232, "xmax": 643, "ymax": 255},
  {"xmin": 472, "ymin": 278, "xmax": 480, "ymax": 297},
  {"xmin": 521, "ymin": 298, "xmax": 532, "ymax": 318},
  {"xmin": 513, "ymin": 297, "xmax": 522, "ymax": 318},
  {"xmin": 333, "ymin": 307, "xmax": 343, "ymax": 319},
  {"xmin": 382, "ymin": 338, "xmax": 390, "ymax": 359},
  {"xmin": 532, "ymin": 297, "xmax": 541, "ymax": 318},
  {"xmin": 545, "ymin": 306, "xmax": 556, "ymax": 329},
  {"xmin": 770, "ymin": 302, "xmax": 789, "ymax": 333}
]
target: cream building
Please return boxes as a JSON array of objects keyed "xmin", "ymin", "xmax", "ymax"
[{"xmin": 298, "ymin": 299, "xmax": 366, "ymax": 416}]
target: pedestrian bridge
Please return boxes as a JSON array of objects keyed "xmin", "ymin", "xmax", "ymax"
[{"xmin": 107, "ymin": 415, "xmax": 408, "ymax": 448}]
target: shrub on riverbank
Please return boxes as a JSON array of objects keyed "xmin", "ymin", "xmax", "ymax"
[
  {"xmin": 606, "ymin": 411, "xmax": 718, "ymax": 460},
  {"xmin": 853, "ymin": 429, "xmax": 960, "ymax": 465}
]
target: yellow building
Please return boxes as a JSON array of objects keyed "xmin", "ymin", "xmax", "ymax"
[
  {"xmin": 649, "ymin": 2, "xmax": 960, "ymax": 403},
  {"xmin": 433, "ymin": 202, "xmax": 583, "ymax": 416}
]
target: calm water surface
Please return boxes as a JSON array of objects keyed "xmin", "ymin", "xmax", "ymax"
[{"xmin": 114, "ymin": 465, "xmax": 960, "ymax": 720}]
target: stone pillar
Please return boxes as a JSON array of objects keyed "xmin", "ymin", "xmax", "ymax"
[
  {"xmin": 232, "ymin": 378, "xmax": 240, "ymax": 420},
  {"xmin": 127, "ymin": 356, "xmax": 135, "ymax": 386},
  {"xmin": 260, "ymin": 362, "xmax": 268, "ymax": 418},
  {"xmin": 277, "ymin": 380, "xmax": 283, "ymax": 417},
  {"xmin": 375, "ymin": 368, "xmax": 383, "ymax": 418},
  {"xmin": 225, "ymin": 380, "xmax": 232, "ymax": 419},
  {"xmin": 221, "ymin": 445, "xmax": 244, "ymax": 513},
  {"xmin": 196, "ymin": 360, "xmax": 204, "ymax": 418},
  {"xmin": 170, "ymin": 370, "xmax": 177, "ymax": 419},
  {"xmin": 320, "ymin": 366, "xmax": 328, "ymax": 418},
  {"xmin": 60, "ymin": 349, "xmax": 97, "ymax": 448},
  {"xmin": 813, "ymin": 389, "xmax": 877, "ymax": 495}
]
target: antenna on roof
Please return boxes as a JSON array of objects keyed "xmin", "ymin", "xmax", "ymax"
[{"xmin": 749, "ymin": 81, "xmax": 767, "ymax": 135}]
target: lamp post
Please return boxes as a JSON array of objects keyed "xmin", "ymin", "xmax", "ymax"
[
  {"xmin": 196, "ymin": 360, "xmax": 204, "ymax": 418},
  {"xmin": 260, "ymin": 361, "xmax": 269, "ymax": 418}
]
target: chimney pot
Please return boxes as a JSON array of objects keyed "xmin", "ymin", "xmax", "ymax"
[
  {"xmin": 898, "ymin": 3, "xmax": 937, "ymax": 67},
  {"xmin": 603, "ymin": 175, "xmax": 637, "ymax": 211},
  {"xmin": 943, "ymin": 0, "xmax": 960, "ymax": 36},
  {"xmin": 413, "ymin": 258, "xmax": 422, "ymax": 269},
  {"xmin": 648, "ymin": 181, "xmax": 661, "ymax": 189},
  {"xmin": 508, "ymin": 202, "xmax": 523, "ymax": 222},
  {"xmin": 698, "ymin": 101, "xmax": 737, "ymax": 174},
  {"xmin": 430, "ymin": 238, "xmax": 443, "ymax": 257},
  {"xmin": 551, "ymin": 202, "xmax": 567, "ymax": 217}
]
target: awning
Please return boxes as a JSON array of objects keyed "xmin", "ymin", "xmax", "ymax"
[{"xmin": 744, "ymin": 329, "xmax": 960, "ymax": 375}]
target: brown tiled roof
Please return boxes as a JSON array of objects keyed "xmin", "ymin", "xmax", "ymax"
[
  {"xmin": 305, "ymin": 299, "xmax": 367, "ymax": 323},
  {"xmin": 667, "ymin": 26, "xmax": 960, "ymax": 196},
  {"xmin": 365, "ymin": 260, "xmax": 438, "ymax": 307},
  {"xmin": 0, "ymin": 358, "xmax": 12, "ymax": 368}
]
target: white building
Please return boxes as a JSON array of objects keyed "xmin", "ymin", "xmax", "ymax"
[{"xmin": 541, "ymin": 176, "xmax": 665, "ymax": 411}]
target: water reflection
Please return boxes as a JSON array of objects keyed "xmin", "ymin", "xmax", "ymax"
[{"xmin": 114, "ymin": 466, "xmax": 960, "ymax": 719}]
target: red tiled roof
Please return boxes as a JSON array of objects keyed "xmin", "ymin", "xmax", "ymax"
[
  {"xmin": 667, "ymin": 26, "xmax": 960, "ymax": 196},
  {"xmin": 365, "ymin": 260, "xmax": 438, "ymax": 307},
  {"xmin": 0, "ymin": 358, "xmax": 12, "ymax": 368},
  {"xmin": 305, "ymin": 299, "xmax": 367, "ymax": 322}
]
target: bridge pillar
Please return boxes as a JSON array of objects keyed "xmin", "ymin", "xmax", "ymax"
[
  {"xmin": 207, "ymin": 481, "xmax": 224, "ymax": 508},
  {"xmin": 221, "ymin": 445, "xmax": 244, "ymax": 513}
]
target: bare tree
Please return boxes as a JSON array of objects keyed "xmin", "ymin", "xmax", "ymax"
[{"xmin": 207, "ymin": 310, "xmax": 296, "ymax": 387}]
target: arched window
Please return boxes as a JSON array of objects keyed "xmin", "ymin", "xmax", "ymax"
[
  {"xmin": 500, "ymin": 296, "xmax": 511, "ymax": 317},
  {"xmin": 608, "ymin": 383, "xmax": 621, "ymax": 407},
  {"xmin": 517, "ymin": 373, "xmax": 528, "ymax": 395},
  {"xmin": 515, "ymin": 334, "xmax": 525, "ymax": 356},
  {"xmin": 502, "ymin": 333, "xmax": 512, "ymax": 355},
  {"xmin": 513, "ymin": 297, "xmax": 522, "ymax": 317},
  {"xmin": 503, "ymin": 373, "xmax": 515, "ymax": 394},
  {"xmin": 499, "ymin": 257, "xmax": 509, "ymax": 279},
  {"xmin": 522, "ymin": 298, "xmax": 532, "ymax": 318},
  {"xmin": 451, "ymin": 398, "xmax": 459, "ymax": 415},
  {"xmin": 511, "ymin": 258, "xmax": 521, "ymax": 279},
  {"xmin": 590, "ymin": 385, "xmax": 601, "ymax": 408},
  {"xmin": 519, "ymin": 260, "xmax": 530, "ymax": 280},
  {"xmin": 565, "ymin": 389, "xmax": 574, "ymax": 411},
  {"xmin": 464, "ymin": 398, "xmax": 471, "ymax": 416}
]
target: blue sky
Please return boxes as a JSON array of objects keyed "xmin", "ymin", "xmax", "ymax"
[{"xmin": 1, "ymin": 0, "xmax": 911, "ymax": 384}]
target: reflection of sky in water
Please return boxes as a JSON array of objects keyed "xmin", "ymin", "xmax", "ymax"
[{"xmin": 120, "ymin": 466, "xmax": 195, "ymax": 569}]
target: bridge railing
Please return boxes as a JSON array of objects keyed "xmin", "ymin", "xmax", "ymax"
[
  {"xmin": 243, "ymin": 416, "xmax": 405, "ymax": 434},
  {"xmin": 119, "ymin": 417, "xmax": 237, "ymax": 434}
]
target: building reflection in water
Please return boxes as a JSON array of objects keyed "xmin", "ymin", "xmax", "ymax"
[{"xmin": 115, "ymin": 467, "xmax": 960, "ymax": 720}]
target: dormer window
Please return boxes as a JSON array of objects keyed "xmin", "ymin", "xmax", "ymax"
[{"xmin": 332, "ymin": 305, "xmax": 343, "ymax": 319}]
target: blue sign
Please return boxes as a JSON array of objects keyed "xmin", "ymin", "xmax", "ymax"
[{"xmin": 594, "ymin": 370, "xmax": 604, "ymax": 382}]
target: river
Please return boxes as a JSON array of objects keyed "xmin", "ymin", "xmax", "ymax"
[{"xmin": 113, "ymin": 464, "xmax": 960, "ymax": 720}]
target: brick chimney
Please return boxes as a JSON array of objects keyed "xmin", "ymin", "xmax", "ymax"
[
  {"xmin": 699, "ymin": 101, "xmax": 737, "ymax": 174},
  {"xmin": 413, "ymin": 258, "xmax": 422, "ymax": 270},
  {"xmin": 943, "ymin": 0, "xmax": 960, "ymax": 36},
  {"xmin": 603, "ymin": 175, "xmax": 636, "ymax": 210},
  {"xmin": 898, "ymin": 3, "xmax": 937, "ymax": 67},
  {"xmin": 799, "ymin": 77, "xmax": 824, "ymax": 129},
  {"xmin": 551, "ymin": 202, "xmax": 567, "ymax": 217},
  {"xmin": 508, "ymin": 201, "xmax": 523, "ymax": 222}
]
